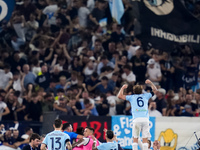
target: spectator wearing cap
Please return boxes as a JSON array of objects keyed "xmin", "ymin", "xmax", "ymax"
[
  {"xmin": 122, "ymin": 65, "xmax": 136, "ymax": 85},
  {"xmin": 0, "ymin": 64, "xmax": 13, "ymax": 91},
  {"xmin": 181, "ymin": 104, "xmax": 193, "ymax": 117},
  {"xmin": 146, "ymin": 58, "xmax": 162, "ymax": 86},
  {"xmin": 154, "ymin": 88, "xmax": 167, "ymax": 116},
  {"xmin": 0, "ymin": 94, "xmax": 10, "ymax": 121},
  {"xmin": 97, "ymin": 55, "xmax": 115, "ymax": 75},
  {"xmin": 35, "ymin": 63, "xmax": 50, "ymax": 90}
]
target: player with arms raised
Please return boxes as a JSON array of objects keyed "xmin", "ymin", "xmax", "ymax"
[
  {"xmin": 117, "ymin": 79, "xmax": 157, "ymax": 150},
  {"xmin": 40, "ymin": 119, "xmax": 72, "ymax": 150}
]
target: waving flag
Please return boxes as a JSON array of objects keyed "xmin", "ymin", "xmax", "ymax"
[
  {"xmin": 0, "ymin": 0, "xmax": 15, "ymax": 22},
  {"xmin": 109, "ymin": 0, "xmax": 124, "ymax": 24},
  {"xmin": 131, "ymin": 0, "xmax": 200, "ymax": 52}
]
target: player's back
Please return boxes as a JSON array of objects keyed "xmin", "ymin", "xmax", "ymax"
[
  {"xmin": 97, "ymin": 142, "xmax": 118, "ymax": 150},
  {"xmin": 126, "ymin": 93, "xmax": 152, "ymax": 119},
  {"xmin": 43, "ymin": 130, "xmax": 70, "ymax": 150}
]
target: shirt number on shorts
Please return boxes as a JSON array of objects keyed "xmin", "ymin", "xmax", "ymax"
[
  {"xmin": 137, "ymin": 97, "xmax": 144, "ymax": 107},
  {"xmin": 50, "ymin": 137, "xmax": 61, "ymax": 150}
]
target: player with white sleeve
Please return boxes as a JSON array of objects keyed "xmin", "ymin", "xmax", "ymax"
[{"xmin": 117, "ymin": 79, "xmax": 157, "ymax": 150}]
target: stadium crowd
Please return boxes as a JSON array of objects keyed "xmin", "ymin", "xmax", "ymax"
[
  {"xmin": 0, "ymin": 0, "xmax": 200, "ymax": 150},
  {"xmin": 0, "ymin": 0, "xmax": 199, "ymax": 123}
]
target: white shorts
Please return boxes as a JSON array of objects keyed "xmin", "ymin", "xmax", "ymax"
[{"xmin": 132, "ymin": 118, "xmax": 151, "ymax": 138}]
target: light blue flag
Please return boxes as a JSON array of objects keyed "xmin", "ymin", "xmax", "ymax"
[{"xmin": 109, "ymin": 0, "xmax": 124, "ymax": 24}]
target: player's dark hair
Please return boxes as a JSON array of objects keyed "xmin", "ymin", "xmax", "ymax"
[
  {"xmin": 62, "ymin": 123, "xmax": 71, "ymax": 131},
  {"xmin": 76, "ymin": 127, "xmax": 84, "ymax": 135},
  {"xmin": 29, "ymin": 133, "xmax": 40, "ymax": 142},
  {"xmin": 133, "ymin": 85, "xmax": 143, "ymax": 94},
  {"xmin": 85, "ymin": 127, "xmax": 94, "ymax": 133},
  {"xmin": 106, "ymin": 130, "xmax": 114, "ymax": 139},
  {"xmin": 54, "ymin": 119, "xmax": 62, "ymax": 128}
]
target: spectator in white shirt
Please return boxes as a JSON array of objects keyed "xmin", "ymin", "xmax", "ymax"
[
  {"xmin": 12, "ymin": 70, "xmax": 22, "ymax": 92},
  {"xmin": 146, "ymin": 58, "xmax": 162, "ymax": 86},
  {"xmin": 0, "ymin": 95, "xmax": 10, "ymax": 121},
  {"xmin": 0, "ymin": 64, "xmax": 13, "ymax": 91},
  {"xmin": 25, "ymin": 13, "xmax": 39, "ymax": 41},
  {"xmin": 149, "ymin": 102, "xmax": 162, "ymax": 117},
  {"xmin": 122, "ymin": 64, "xmax": 136, "ymax": 85},
  {"xmin": 78, "ymin": 0, "xmax": 90, "ymax": 27},
  {"xmin": 42, "ymin": 0, "xmax": 58, "ymax": 25},
  {"xmin": 106, "ymin": 91, "xmax": 117, "ymax": 116}
]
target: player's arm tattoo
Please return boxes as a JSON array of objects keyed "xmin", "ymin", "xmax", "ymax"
[
  {"xmin": 72, "ymin": 138, "xmax": 84, "ymax": 148},
  {"xmin": 66, "ymin": 141, "xmax": 72, "ymax": 150},
  {"xmin": 92, "ymin": 141, "xmax": 98, "ymax": 150}
]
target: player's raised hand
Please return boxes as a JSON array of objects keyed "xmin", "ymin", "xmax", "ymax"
[
  {"xmin": 122, "ymin": 84, "xmax": 128, "ymax": 89},
  {"xmin": 145, "ymin": 79, "xmax": 152, "ymax": 84}
]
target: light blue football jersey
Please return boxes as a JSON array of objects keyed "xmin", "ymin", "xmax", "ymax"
[
  {"xmin": 126, "ymin": 93, "xmax": 152, "ymax": 120},
  {"xmin": 97, "ymin": 142, "xmax": 118, "ymax": 150},
  {"xmin": 42, "ymin": 130, "xmax": 70, "ymax": 150}
]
